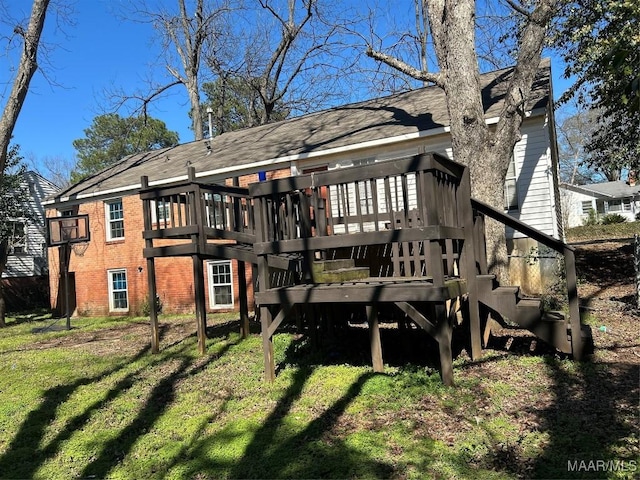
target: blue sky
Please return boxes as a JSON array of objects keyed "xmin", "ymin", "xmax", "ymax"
[
  {"xmin": 5, "ymin": 1, "xmax": 194, "ymax": 166},
  {"xmin": 3, "ymin": 1, "xmax": 573, "ymax": 173}
]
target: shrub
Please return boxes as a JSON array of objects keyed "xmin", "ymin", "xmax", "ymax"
[
  {"xmin": 582, "ymin": 208, "xmax": 599, "ymax": 226},
  {"xmin": 141, "ymin": 294, "xmax": 163, "ymax": 316},
  {"xmin": 601, "ymin": 213, "xmax": 627, "ymax": 225}
]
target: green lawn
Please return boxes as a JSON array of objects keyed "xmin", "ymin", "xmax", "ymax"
[{"xmin": 0, "ymin": 314, "xmax": 637, "ymax": 479}]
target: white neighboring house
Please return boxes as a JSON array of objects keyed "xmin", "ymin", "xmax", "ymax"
[
  {"xmin": 3, "ymin": 171, "xmax": 59, "ymax": 278},
  {"xmin": 560, "ymin": 179, "xmax": 640, "ymax": 228}
]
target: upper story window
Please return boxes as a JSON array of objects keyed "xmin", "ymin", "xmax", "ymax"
[
  {"xmin": 105, "ymin": 199, "xmax": 125, "ymax": 241},
  {"xmin": 9, "ymin": 221, "xmax": 26, "ymax": 254},
  {"xmin": 151, "ymin": 200, "xmax": 171, "ymax": 227},
  {"xmin": 504, "ymin": 156, "xmax": 519, "ymax": 211}
]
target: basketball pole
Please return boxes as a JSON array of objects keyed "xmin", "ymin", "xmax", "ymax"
[{"xmin": 62, "ymin": 241, "xmax": 71, "ymax": 330}]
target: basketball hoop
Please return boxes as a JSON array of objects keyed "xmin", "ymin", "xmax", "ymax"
[
  {"xmin": 71, "ymin": 241, "xmax": 90, "ymax": 257},
  {"xmin": 46, "ymin": 214, "xmax": 91, "ymax": 331}
]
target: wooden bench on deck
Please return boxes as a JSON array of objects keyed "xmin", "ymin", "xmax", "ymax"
[{"xmin": 249, "ymin": 152, "xmax": 481, "ymax": 385}]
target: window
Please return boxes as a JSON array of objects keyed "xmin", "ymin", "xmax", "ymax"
[
  {"xmin": 504, "ymin": 157, "xmax": 518, "ymax": 211},
  {"xmin": 9, "ymin": 221, "xmax": 26, "ymax": 254},
  {"xmin": 151, "ymin": 200, "xmax": 171, "ymax": 226},
  {"xmin": 105, "ymin": 199, "xmax": 125, "ymax": 240},
  {"xmin": 208, "ymin": 261, "xmax": 233, "ymax": 309},
  {"xmin": 108, "ymin": 269, "xmax": 129, "ymax": 311},
  {"xmin": 581, "ymin": 201, "xmax": 593, "ymax": 215},
  {"xmin": 205, "ymin": 193, "xmax": 227, "ymax": 229}
]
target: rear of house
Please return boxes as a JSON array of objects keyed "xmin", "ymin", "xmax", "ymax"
[{"xmin": 45, "ymin": 59, "xmax": 564, "ymax": 316}]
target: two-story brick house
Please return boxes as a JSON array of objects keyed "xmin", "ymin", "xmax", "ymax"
[{"xmin": 44, "ymin": 59, "xmax": 564, "ymax": 316}]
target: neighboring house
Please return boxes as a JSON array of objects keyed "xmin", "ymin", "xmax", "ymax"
[
  {"xmin": 560, "ymin": 178, "xmax": 640, "ymax": 228},
  {"xmin": 2, "ymin": 171, "xmax": 59, "ymax": 310},
  {"xmin": 44, "ymin": 59, "xmax": 564, "ymax": 316}
]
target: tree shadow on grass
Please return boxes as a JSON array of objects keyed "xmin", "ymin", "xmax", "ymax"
[
  {"xmin": 166, "ymin": 337, "xmax": 396, "ymax": 479},
  {"xmin": 0, "ymin": 322, "xmax": 240, "ymax": 479},
  {"xmin": 531, "ymin": 357, "xmax": 639, "ymax": 479}
]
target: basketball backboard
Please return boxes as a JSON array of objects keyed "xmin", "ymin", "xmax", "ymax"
[{"xmin": 47, "ymin": 214, "xmax": 90, "ymax": 246}]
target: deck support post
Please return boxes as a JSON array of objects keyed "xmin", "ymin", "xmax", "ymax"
[
  {"xmin": 141, "ymin": 175, "xmax": 160, "ymax": 354},
  {"xmin": 193, "ymin": 255, "xmax": 207, "ymax": 355},
  {"xmin": 434, "ymin": 303, "xmax": 454, "ymax": 386},
  {"xmin": 147, "ymin": 257, "xmax": 160, "ymax": 353},
  {"xmin": 237, "ymin": 260, "xmax": 250, "ymax": 338},
  {"xmin": 261, "ymin": 306, "xmax": 275, "ymax": 381},
  {"xmin": 367, "ymin": 304, "xmax": 384, "ymax": 373}
]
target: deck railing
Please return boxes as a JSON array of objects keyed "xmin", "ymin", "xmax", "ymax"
[
  {"xmin": 140, "ymin": 168, "xmax": 255, "ymax": 248},
  {"xmin": 470, "ymin": 198, "xmax": 584, "ymax": 360}
]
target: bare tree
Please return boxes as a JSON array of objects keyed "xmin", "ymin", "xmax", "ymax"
[
  {"xmin": 113, "ymin": 0, "xmax": 232, "ymax": 140},
  {"xmin": 367, "ymin": 0, "xmax": 557, "ymax": 279},
  {"xmin": 0, "ymin": 0, "xmax": 50, "ymax": 178},
  {"xmin": 212, "ymin": 0, "xmax": 347, "ymax": 127}
]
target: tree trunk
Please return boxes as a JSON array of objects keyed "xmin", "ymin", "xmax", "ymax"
[
  {"xmin": 426, "ymin": 0, "xmax": 511, "ymax": 282},
  {"xmin": 186, "ymin": 78, "xmax": 204, "ymax": 140},
  {"xmin": 0, "ymin": 239, "xmax": 8, "ymax": 327},
  {"xmin": 0, "ymin": 0, "xmax": 50, "ymax": 177}
]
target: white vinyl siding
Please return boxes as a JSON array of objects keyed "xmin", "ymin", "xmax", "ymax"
[
  {"xmin": 319, "ymin": 119, "xmax": 560, "ymax": 241},
  {"xmin": 108, "ymin": 269, "xmax": 129, "ymax": 312},
  {"xmin": 3, "ymin": 172, "xmax": 58, "ymax": 278},
  {"xmin": 208, "ymin": 261, "xmax": 234, "ymax": 309},
  {"xmin": 510, "ymin": 119, "xmax": 558, "ymax": 238},
  {"xmin": 105, "ymin": 199, "xmax": 125, "ymax": 241}
]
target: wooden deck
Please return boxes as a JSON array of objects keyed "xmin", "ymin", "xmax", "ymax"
[
  {"xmin": 249, "ymin": 153, "xmax": 481, "ymax": 385},
  {"xmin": 139, "ymin": 152, "xmax": 588, "ymax": 385}
]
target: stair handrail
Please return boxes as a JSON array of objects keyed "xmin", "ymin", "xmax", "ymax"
[{"xmin": 470, "ymin": 198, "xmax": 584, "ymax": 360}]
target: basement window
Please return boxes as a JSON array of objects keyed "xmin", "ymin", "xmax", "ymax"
[
  {"xmin": 108, "ymin": 269, "xmax": 129, "ymax": 312},
  {"xmin": 208, "ymin": 261, "xmax": 234, "ymax": 309}
]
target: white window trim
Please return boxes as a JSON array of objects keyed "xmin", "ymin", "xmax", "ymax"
[
  {"xmin": 207, "ymin": 260, "xmax": 234, "ymax": 309},
  {"xmin": 9, "ymin": 220, "xmax": 27, "ymax": 255},
  {"xmin": 108, "ymin": 268, "xmax": 129, "ymax": 312},
  {"xmin": 105, "ymin": 198, "xmax": 125, "ymax": 241},
  {"xmin": 504, "ymin": 155, "xmax": 519, "ymax": 211},
  {"xmin": 150, "ymin": 199, "xmax": 171, "ymax": 226}
]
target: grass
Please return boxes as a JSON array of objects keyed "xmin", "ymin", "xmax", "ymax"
[
  {"xmin": 566, "ymin": 220, "xmax": 640, "ymax": 243},
  {"xmin": 0, "ymin": 313, "xmax": 637, "ymax": 479}
]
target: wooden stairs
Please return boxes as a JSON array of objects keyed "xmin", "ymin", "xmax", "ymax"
[{"xmin": 476, "ymin": 274, "xmax": 593, "ymax": 355}]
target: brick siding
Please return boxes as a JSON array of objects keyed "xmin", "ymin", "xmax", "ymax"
[{"xmin": 48, "ymin": 168, "xmax": 290, "ymax": 317}]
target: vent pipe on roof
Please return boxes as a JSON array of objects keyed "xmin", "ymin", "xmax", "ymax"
[{"xmin": 206, "ymin": 107, "xmax": 214, "ymax": 139}]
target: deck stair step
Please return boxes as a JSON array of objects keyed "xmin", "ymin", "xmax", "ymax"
[
  {"xmin": 476, "ymin": 274, "xmax": 576, "ymax": 354},
  {"xmin": 312, "ymin": 259, "xmax": 370, "ymax": 282}
]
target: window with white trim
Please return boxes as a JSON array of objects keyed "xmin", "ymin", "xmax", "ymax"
[
  {"xmin": 108, "ymin": 269, "xmax": 129, "ymax": 312},
  {"xmin": 504, "ymin": 157, "xmax": 518, "ymax": 211},
  {"xmin": 581, "ymin": 201, "xmax": 593, "ymax": 215},
  {"xmin": 9, "ymin": 221, "xmax": 26, "ymax": 254},
  {"xmin": 151, "ymin": 199, "xmax": 171, "ymax": 226},
  {"xmin": 105, "ymin": 199, "xmax": 125, "ymax": 240},
  {"xmin": 207, "ymin": 261, "xmax": 233, "ymax": 309}
]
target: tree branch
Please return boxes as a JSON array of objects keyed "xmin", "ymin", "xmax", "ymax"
[{"xmin": 365, "ymin": 46, "xmax": 443, "ymax": 87}]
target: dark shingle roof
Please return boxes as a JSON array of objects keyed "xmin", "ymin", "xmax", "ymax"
[
  {"xmin": 562, "ymin": 181, "xmax": 640, "ymax": 198},
  {"xmin": 49, "ymin": 59, "xmax": 551, "ymax": 205}
]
